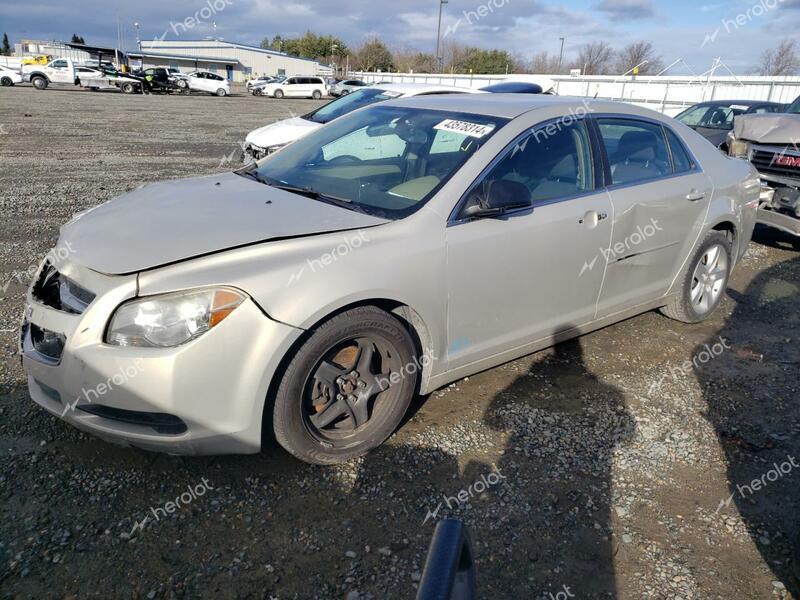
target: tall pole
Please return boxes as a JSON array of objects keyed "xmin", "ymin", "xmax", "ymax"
[
  {"xmin": 435, "ymin": 0, "xmax": 448, "ymax": 73},
  {"xmin": 558, "ymin": 37, "xmax": 565, "ymax": 73},
  {"xmin": 134, "ymin": 22, "xmax": 141, "ymax": 53}
]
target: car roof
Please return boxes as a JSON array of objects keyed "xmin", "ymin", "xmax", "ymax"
[
  {"xmin": 372, "ymin": 82, "xmax": 482, "ymax": 96},
  {"xmin": 380, "ymin": 93, "xmax": 657, "ymax": 119}
]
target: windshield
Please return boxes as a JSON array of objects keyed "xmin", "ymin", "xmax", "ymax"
[
  {"xmin": 675, "ymin": 103, "xmax": 749, "ymax": 130},
  {"xmin": 305, "ymin": 88, "xmax": 403, "ymax": 124},
  {"xmin": 247, "ymin": 105, "xmax": 506, "ymax": 219},
  {"xmin": 787, "ymin": 97, "xmax": 800, "ymax": 113}
]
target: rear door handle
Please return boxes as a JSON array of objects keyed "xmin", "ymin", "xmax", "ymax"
[{"xmin": 686, "ymin": 189, "xmax": 706, "ymax": 202}]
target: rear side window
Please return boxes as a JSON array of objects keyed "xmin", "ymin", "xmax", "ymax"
[
  {"xmin": 665, "ymin": 128, "xmax": 695, "ymax": 173},
  {"xmin": 596, "ymin": 118, "xmax": 671, "ymax": 185}
]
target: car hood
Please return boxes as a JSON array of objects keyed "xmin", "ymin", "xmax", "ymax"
[
  {"xmin": 733, "ymin": 113, "xmax": 800, "ymax": 144},
  {"xmin": 690, "ymin": 126, "xmax": 730, "ymax": 147},
  {"xmin": 245, "ymin": 117, "xmax": 322, "ymax": 148},
  {"xmin": 60, "ymin": 172, "xmax": 389, "ymax": 275}
]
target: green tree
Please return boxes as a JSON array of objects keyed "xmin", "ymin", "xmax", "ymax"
[
  {"xmin": 259, "ymin": 37, "xmax": 271, "ymax": 50},
  {"xmin": 451, "ymin": 47, "xmax": 515, "ymax": 74},
  {"xmin": 356, "ymin": 38, "xmax": 393, "ymax": 72},
  {"xmin": 1, "ymin": 33, "xmax": 10, "ymax": 56},
  {"xmin": 269, "ymin": 35, "xmax": 284, "ymax": 51},
  {"xmin": 70, "ymin": 34, "xmax": 85, "ymax": 44}
]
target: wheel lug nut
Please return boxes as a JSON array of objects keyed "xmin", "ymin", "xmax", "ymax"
[{"xmin": 336, "ymin": 394, "xmax": 344, "ymax": 401}]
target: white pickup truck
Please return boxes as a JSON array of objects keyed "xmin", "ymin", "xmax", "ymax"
[{"xmin": 24, "ymin": 57, "xmax": 78, "ymax": 90}]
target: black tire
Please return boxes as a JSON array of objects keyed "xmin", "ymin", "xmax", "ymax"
[
  {"xmin": 274, "ymin": 89, "xmax": 284, "ymax": 99},
  {"xmin": 31, "ymin": 75, "xmax": 48, "ymax": 90},
  {"xmin": 216, "ymin": 88, "xmax": 227, "ymax": 97},
  {"xmin": 660, "ymin": 231, "xmax": 732, "ymax": 323},
  {"xmin": 312, "ymin": 89, "xmax": 322, "ymax": 99},
  {"xmin": 273, "ymin": 306, "xmax": 418, "ymax": 465},
  {"xmin": 0, "ymin": 76, "xmax": 12, "ymax": 87}
]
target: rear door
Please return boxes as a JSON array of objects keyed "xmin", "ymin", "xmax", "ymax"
[{"xmin": 593, "ymin": 116, "xmax": 712, "ymax": 316}]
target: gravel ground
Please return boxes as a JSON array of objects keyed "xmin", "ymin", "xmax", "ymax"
[{"xmin": 1, "ymin": 85, "xmax": 799, "ymax": 600}]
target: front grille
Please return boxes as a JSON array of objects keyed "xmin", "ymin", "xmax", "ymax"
[
  {"xmin": 77, "ymin": 404, "xmax": 188, "ymax": 435},
  {"xmin": 751, "ymin": 149, "xmax": 800, "ymax": 181},
  {"xmin": 32, "ymin": 261, "xmax": 95, "ymax": 314},
  {"xmin": 29, "ymin": 323, "xmax": 65, "ymax": 363}
]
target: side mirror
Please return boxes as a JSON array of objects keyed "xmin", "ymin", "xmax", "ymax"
[
  {"xmin": 462, "ymin": 179, "xmax": 532, "ymax": 219},
  {"xmin": 416, "ymin": 519, "xmax": 476, "ymax": 600}
]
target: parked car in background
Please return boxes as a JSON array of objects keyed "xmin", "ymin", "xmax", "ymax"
[
  {"xmin": 481, "ymin": 81, "xmax": 544, "ymax": 94},
  {"xmin": 727, "ymin": 110, "xmax": 800, "ymax": 247},
  {"xmin": 0, "ymin": 64, "xmax": 23, "ymax": 86},
  {"xmin": 329, "ymin": 79, "xmax": 367, "ymax": 96},
  {"xmin": 246, "ymin": 76, "xmax": 276, "ymax": 91},
  {"xmin": 258, "ymin": 76, "xmax": 327, "ymax": 99},
  {"xmin": 243, "ymin": 83, "xmax": 482, "ymax": 160},
  {"xmin": 184, "ymin": 71, "xmax": 230, "ymax": 97},
  {"xmin": 675, "ymin": 100, "xmax": 785, "ymax": 151},
  {"xmin": 21, "ymin": 96, "xmax": 759, "ymax": 464}
]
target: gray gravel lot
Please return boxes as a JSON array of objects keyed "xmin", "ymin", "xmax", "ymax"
[{"xmin": 1, "ymin": 85, "xmax": 799, "ymax": 600}]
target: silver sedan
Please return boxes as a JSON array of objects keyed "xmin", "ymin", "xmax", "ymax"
[{"xmin": 21, "ymin": 95, "xmax": 760, "ymax": 464}]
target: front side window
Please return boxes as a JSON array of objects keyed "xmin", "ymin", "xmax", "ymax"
[
  {"xmin": 249, "ymin": 105, "xmax": 506, "ymax": 219},
  {"xmin": 464, "ymin": 119, "xmax": 594, "ymax": 209},
  {"xmin": 51, "ymin": 60, "xmax": 67, "ymax": 69},
  {"xmin": 597, "ymin": 118, "xmax": 671, "ymax": 185},
  {"xmin": 675, "ymin": 104, "xmax": 746, "ymax": 130}
]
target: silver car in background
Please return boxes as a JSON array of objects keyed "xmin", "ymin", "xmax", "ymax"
[
  {"xmin": 21, "ymin": 95, "xmax": 759, "ymax": 464},
  {"xmin": 330, "ymin": 79, "xmax": 368, "ymax": 97}
]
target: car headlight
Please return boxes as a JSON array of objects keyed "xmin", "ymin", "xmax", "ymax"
[
  {"xmin": 106, "ymin": 287, "xmax": 246, "ymax": 348},
  {"xmin": 727, "ymin": 133, "xmax": 750, "ymax": 158},
  {"xmin": 265, "ymin": 143, "xmax": 288, "ymax": 155}
]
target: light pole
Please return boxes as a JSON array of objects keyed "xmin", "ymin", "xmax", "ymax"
[
  {"xmin": 558, "ymin": 37, "xmax": 565, "ymax": 73},
  {"xmin": 134, "ymin": 22, "xmax": 141, "ymax": 53},
  {"xmin": 435, "ymin": 0, "xmax": 448, "ymax": 73},
  {"xmin": 330, "ymin": 42, "xmax": 338, "ymax": 77}
]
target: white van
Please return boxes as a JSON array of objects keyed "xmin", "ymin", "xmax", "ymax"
[{"xmin": 258, "ymin": 76, "xmax": 327, "ymax": 99}]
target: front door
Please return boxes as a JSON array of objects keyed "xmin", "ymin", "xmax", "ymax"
[
  {"xmin": 445, "ymin": 118, "xmax": 613, "ymax": 368},
  {"xmin": 593, "ymin": 117, "xmax": 712, "ymax": 316},
  {"xmin": 47, "ymin": 59, "xmax": 74, "ymax": 84}
]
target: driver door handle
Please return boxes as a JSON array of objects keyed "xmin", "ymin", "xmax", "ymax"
[{"xmin": 686, "ymin": 189, "xmax": 706, "ymax": 202}]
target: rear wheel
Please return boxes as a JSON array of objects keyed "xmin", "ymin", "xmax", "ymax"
[
  {"xmin": 31, "ymin": 75, "xmax": 48, "ymax": 90},
  {"xmin": 312, "ymin": 89, "xmax": 322, "ymax": 99},
  {"xmin": 121, "ymin": 82, "xmax": 135, "ymax": 94},
  {"xmin": 0, "ymin": 76, "xmax": 12, "ymax": 87},
  {"xmin": 274, "ymin": 89, "xmax": 284, "ymax": 99},
  {"xmin": 660, "ymin": 231, "xmax": 732, "ymax": 323},
  {"xmin": 273, "ymin": 306, "xmax": 418, "ymax": 465},
  {"xmin": 216, "ymin": 88, "xmax": 227, "ymax": 97}
]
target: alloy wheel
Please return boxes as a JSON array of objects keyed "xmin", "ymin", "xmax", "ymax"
[{"xmin": 690, "ymin": 243, "xmax": 729, "ymax": 316}]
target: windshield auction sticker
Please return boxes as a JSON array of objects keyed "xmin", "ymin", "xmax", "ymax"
[{"xmin": 434, "ymin": 119, "xmax": 495, "ymax": 138}]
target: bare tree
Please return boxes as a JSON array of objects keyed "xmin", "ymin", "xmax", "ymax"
[
  {"xmin": 614, "ymin": 41, "xmax": 664, "ymax": 75},
  {"xmin": 573, "ymin": 42, "xmax": 614, "ymax": 75},
  {"xmin": 758, "ymin": 40, "xmax": 800, "ymax": 76},
  {"xmin": 529, "ymin": 51, "xmax": 561, "ymax": 74}
]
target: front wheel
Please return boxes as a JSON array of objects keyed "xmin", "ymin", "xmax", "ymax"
[
  {"xmin": 660, "ymin": 231, "xmax": 732, "ymax": 323},
  {"xmin": 31, "ymin": 76, "xmax": 48, "ymax": 90},
  {"xmin": 273, "ymin": 306, "xmax": 418, "ymax": 465},
  {"xmin": 274, "ymin": 89, "xmax": 284, "ymax": 99}
]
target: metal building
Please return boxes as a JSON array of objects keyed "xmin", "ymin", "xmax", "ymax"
[{"xmin": 138, "ymin": 39, "xmax": 328, "ymax": 82}]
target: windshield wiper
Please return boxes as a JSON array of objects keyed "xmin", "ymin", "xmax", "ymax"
[{"xmin": 259, "ymin": 177, "xmax": 373, "ymax": 215}]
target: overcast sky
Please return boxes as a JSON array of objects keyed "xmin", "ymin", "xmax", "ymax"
[{"xmin": 1, "ymin": 0, "xmax": 797, "ymax": 74}]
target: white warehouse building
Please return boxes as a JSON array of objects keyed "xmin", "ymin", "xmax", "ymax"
[{"xmin": 138, "ymin": 39, "xmax": 327, "ymax": 82}]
